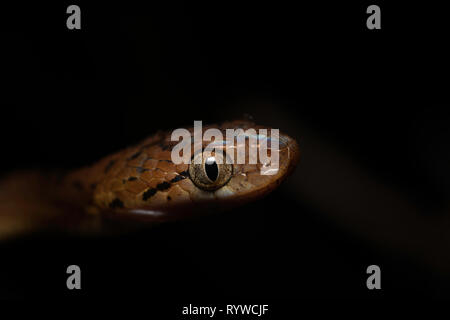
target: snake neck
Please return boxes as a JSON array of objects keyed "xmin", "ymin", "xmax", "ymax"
[{"xmin": 0, "ymin": 170, "xmax": 98, "ymax": 240}]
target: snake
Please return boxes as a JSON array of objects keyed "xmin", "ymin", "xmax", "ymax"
[{"xmin": 0, "ymin": 120, "xmax": 299, "ymax": 239}]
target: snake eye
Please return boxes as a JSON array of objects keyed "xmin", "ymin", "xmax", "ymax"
[{"xmin": 189, "ymin": 152, "xmax": 233, "ymax": 191}]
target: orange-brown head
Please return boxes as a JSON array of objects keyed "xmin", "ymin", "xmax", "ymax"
[{"xmin": 66, "ymin": 120, "xmax": 300, "ymax": 221}]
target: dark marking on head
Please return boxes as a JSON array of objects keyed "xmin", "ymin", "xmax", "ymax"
[
  {"xmin": 128, "ymin": 151, "xmax": 142, "ymax": 160},
  {"xmin": 179, "ymin": 170, "xmax": 189, "ymax": 177},
  {"xmin": 170, "ymin": 175, "xmax": 186, "ymax": 183},
  {"xmin": 135, "ymin": 167, "xmax": 149, "ymax": 174},
  {"xmin": 128, "ymin": 176, "xmax": 138, "ymax": 181},
  {"xmin": 159, "ymin": 143, "xmax": 172, "ymax": 151},
  {"xmin": 142, "ymin": 188, "xmax": 157, "ymax": 201},
  {"xmin": 156, "ymin": 181, "xmax": 171, "ymax": 191},
  {"xmin": 72, "ymin": 181, "xmax": 83, "ymax": 191},
  {"xmin": 105, "ymin": 159, "xmax": 116, "ymax": 173},
  {"xmin": 109, "ymin": 198, "xmax": 124, "ymax": 208},
  {"xmin": 167, "ymin": 195, "xmax": 171, "ymax": 201}
]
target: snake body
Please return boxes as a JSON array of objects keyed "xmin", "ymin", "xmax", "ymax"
[{"xmin": 0, "ymin": 120, "xmax": 299, "ymax": 238}]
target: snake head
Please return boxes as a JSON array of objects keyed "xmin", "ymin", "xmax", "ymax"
[{"xmin": 84, "ymin": 120, "xmax": 299, "ymax": 221}]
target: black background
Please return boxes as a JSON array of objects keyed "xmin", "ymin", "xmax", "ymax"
[{"xmin": 1, "ymin": 0, "xmax": 450, "ymax": 307}]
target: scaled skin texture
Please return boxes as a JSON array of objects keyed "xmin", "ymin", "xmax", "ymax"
[{"xmin": 63, "ymin": 120, "xmax": 300, "ymax": 220}]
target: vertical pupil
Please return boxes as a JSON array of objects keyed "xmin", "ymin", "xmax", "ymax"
[{"xmin": 205, "ymin": 160, "xmax": 219, "ymax": 181}]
